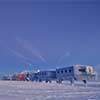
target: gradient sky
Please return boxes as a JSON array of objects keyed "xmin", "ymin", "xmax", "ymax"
[{"xmin": 0, "ymin": 0, "xmax": 100, "ymax": 75}]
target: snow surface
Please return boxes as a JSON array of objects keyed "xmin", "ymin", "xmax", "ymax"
[{"xmin": 0, "ymin": 81, "xmax": 100, "ymax": 100}]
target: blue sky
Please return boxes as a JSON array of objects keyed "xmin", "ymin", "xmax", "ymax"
[{"xmin": 0, "ymin": 0, "xmax": 100, "ymax": 75}]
